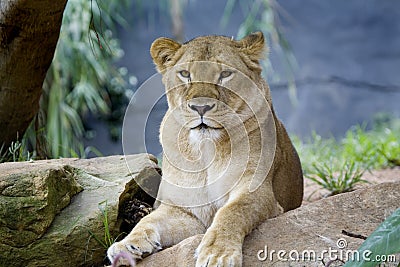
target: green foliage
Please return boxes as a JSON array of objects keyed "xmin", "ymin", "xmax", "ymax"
[
  {"xmin": 293, "ymin": 114, "xmax": 400, "ymax": 195},
  {"xmin": 0, "ymin": 134, "xmax": 33, "ymax": 163},
  {"xmin": 88, "ymin": 200, "xmax": 120, "ymax": 249},
  {"xmin": 222, "ymin": 0, "xmax": 298, "ymax": 103},
  {"xmin": 291, "ymin": 133, "xmax": 339, "ymax": 174},
  {"xmin": 25, "ymin": 0, "xmax": 134, "ymax": 159},
  {"xmin": 8, "ymin": 140, "xmax": 22, "ymax": 163},
  {"xmin": 343, "ymin": 208, "xmax": 400, "ymax": 267},
  {"xmin": 306, "ymin": 161, "xmax": 368, "ymax": 196},
  {"xmin": 293, "ymin": 115, "xmax": 400, "ymax": 175}
]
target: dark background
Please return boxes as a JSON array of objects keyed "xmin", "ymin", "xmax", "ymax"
[{"xmin": 85, "ymin": 0, "xmax": 400, "ymax": 156}]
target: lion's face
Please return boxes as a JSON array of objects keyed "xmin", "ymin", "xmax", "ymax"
[{"xmin": 150, "ymin": 32, "xmax": 270, "ymax": 141}]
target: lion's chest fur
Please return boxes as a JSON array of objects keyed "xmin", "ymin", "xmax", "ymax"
[
  {"xmin": 158, "ymin": 122, "xmax": 267, "ymax": 227},
  {"xmin": 159, "ymin": 127, "xmax": 236, "ymax": 226}
]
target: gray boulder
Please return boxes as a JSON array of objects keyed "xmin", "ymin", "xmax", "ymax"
[
  {"xmin": 0, "ymin": 164, "xmax": 83, "ymax": 248},
  {"xmin": 137, "ymin": 182, "xmax": 400, "ymax": 267},
  {"xmin": 0, "ymin": 154, "xmax": 160, "ymax": 267}
]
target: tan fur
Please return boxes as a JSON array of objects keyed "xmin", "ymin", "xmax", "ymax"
[{"xmin": 107, "ymin": 32, "xmax": 303, "ymax": 267}]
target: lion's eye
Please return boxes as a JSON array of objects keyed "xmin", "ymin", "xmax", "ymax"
[
  {"xmin": 179, "ymin": 70, "xmax": 191, "ymax": 79},
  {"xmin": 219, "ymin": 70, "xmax": 233, "ymax": 80}
]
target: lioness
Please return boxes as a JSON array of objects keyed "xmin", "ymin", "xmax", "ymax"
[{"xmin": 108, "ymin": 32, "xmax": 303, "ymax": 267}]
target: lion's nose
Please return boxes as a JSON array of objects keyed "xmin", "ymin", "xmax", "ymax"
[{"xmin": 189, "ymin": 104, "xmax": 215, "ymax": 116}]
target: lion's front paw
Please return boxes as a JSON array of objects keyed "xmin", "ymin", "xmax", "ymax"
[
  {"xmin": 107, "ymin": 229, "xmax": 162, "ymax": 266},
  {"xmin": 195, "ymin": 230, "xmax": 242, "ymax": 267}
]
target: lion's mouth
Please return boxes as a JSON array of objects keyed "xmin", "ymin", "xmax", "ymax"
[{"xmin": 190, "ymin": 122, "xmax": 222, "ymax": 130}]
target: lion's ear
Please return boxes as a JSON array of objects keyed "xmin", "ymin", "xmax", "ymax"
[
  {"xmin": 237, "ymin": 31, "xmax": 267, "ymax": 61},
  {"xmin": 150, "ymin": 37, "xmax": 182, "ymax": 72}
]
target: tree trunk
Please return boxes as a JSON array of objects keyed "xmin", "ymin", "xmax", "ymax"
[{"xmin": 0, "ymin": 0, "xmax": 67, "ymax": 149}]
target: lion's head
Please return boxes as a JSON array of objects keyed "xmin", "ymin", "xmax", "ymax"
[{"xmin": 150, "ymin": 32, "xmax": 272, "ymax": 143}]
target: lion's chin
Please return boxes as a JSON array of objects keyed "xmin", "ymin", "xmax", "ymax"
[
  {"xmin": 189, "ymin": 129, "xmax": 221, "ymax": 144},
  {"xmin": 188, "ymin": 123, "xmax": 223, "ymax": 143}
]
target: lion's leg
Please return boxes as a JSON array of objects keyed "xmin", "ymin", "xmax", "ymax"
[
  {"xmin": 108, "ymin": 203, "xmax": 206, "ymax": 265},
  {"xmin": 195, "ymin": 184, "xmax": 279, "ymax": 267}
]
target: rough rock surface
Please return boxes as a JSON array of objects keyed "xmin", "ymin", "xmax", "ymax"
[
  {"xmin": 0, "ymin": 154, "xmax": 161, "ymax": 267},
  {"xmin": 0, "ymin": 165, "xmax": 83, "ymax": 248},
  {"xmin": 137, "ymin": 182, "xmax": 400, "ymax": 267}
]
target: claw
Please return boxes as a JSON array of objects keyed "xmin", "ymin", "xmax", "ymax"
[
  {"xmin": 154, "ymin": 241, "xmax": 162, "ymax": 251},
  {"xmin": 126, "ymin": 245, "xmax": 143, "ymax": 259}
]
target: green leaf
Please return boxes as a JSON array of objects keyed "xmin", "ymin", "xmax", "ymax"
[{"xmin": 343, "ymin": 208, "xmax": 400, "ymax": 267}]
